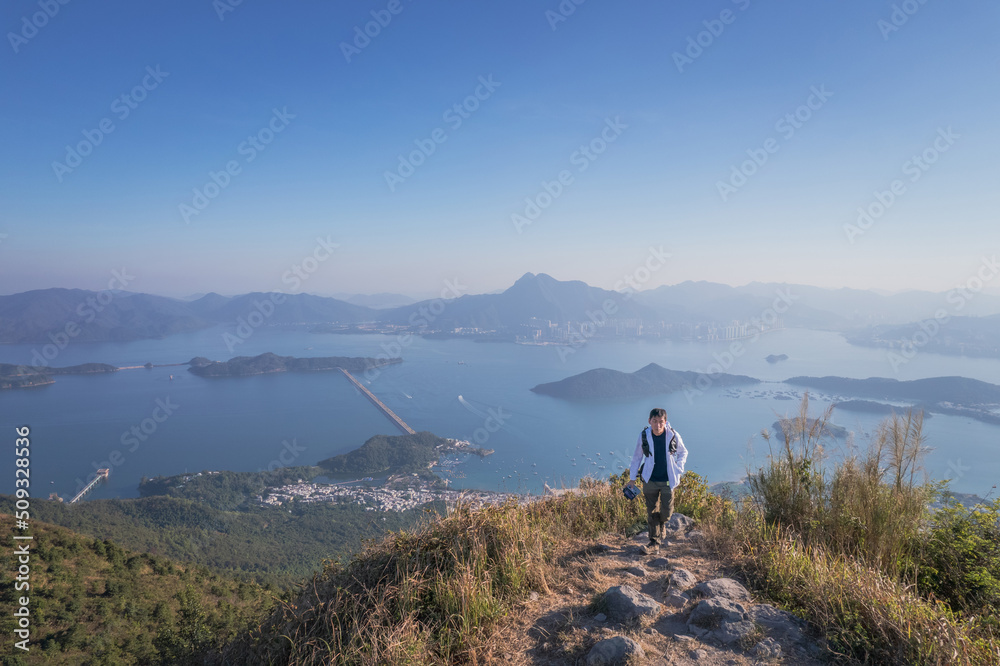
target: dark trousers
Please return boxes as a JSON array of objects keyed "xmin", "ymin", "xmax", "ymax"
[{"xmin": 642, "ymin": 480, "xmax": 673, "ymax": 545}]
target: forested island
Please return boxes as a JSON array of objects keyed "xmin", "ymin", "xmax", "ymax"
[
  {"xmin": 530, "ymin": 362, "xmax": 759, "ymax": 399},
  {"xmin": 187, "ymin": 352, "xmax": 401, "ymax": 377},
  {"xmin": 0, "ymin": 362, "xmax": 118, "ymax": 389},
  {"xmin": 787, "ymin": 375, "xmax": 1000, "ymax": 425},
  {"xmin": 772, "ymin": 417, "xmax": 848, "ymax": 440},
  {"xmin": 318, "ymin": 431, "xmax": 493, "ymax": 480},
  {"xmin": 834, "ymin": 399, "xmax": 933, "ymax": 417}
]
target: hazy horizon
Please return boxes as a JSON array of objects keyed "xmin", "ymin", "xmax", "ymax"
[
  {"xmin": 3, "ymin": 1, "xmax": 998, "ymax": 298},
  {"xmin": 6, "ymin": 272, "xmax": 1000, "ymax": 303}
]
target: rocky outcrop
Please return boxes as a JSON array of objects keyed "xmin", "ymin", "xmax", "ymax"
[
  {"xmin": 567, "ymin": 513, "xmax": 826, "ymax": 664},
  {"xmin": 602, "ymin": 585, "xmax": 662, "ymax": 622},
  {"xmin": 586, "ymin": 636, "xmax": 645, "ymax": 665}
]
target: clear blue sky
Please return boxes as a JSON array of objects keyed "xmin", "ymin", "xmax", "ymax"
[{"xmin": 2, "ymin": 0, "xmax": 998, "ymax": 298}]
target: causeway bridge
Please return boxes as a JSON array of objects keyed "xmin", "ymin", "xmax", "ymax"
[
  {"xmin": 339, "ymin": 368, "xmax": 415, "ymax": 435},
  {"xmin": 70, "ymin": 468, "xmax": 109, "ymax": 504}
]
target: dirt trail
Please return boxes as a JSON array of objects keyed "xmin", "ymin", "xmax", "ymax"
[{"xmin": 496, "ymin": 519, "xmax": 829, "ymax": 665}]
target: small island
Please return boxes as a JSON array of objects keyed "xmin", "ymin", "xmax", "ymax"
[
  {"xmin": 187, "ymin": 352, "xmax": 401, "ymax": 377},
  {"xmin": 0, "ymin": 362, "xmax": 118, "ymax": 390},
  {"xmin": 772, "ymin": 418, "xmax": 848, "ymax": 440},
  {"xmin": 318, "ymin": 431, "xmax": 493, "ymax": 483},
  {"xmin": 765, "ymin": 354, "xmax": 789, "ymax": 364},
  {"xmin": 833, "ymin": 399, "xmax": 932, "ymax": 417},
  {"xmin": 530, "ymin": 362, "xmax": 759, "ymax": 400}
]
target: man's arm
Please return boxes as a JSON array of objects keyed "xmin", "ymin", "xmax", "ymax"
[
  {"xmin": 673, "ymin": 431, "xmax": 688, "ymax": 474},
  {"xmin": 628, "ymin": 433, "xmax": 645, "ymax": 485}
]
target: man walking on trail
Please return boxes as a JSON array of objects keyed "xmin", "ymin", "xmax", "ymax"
[{"xmin": 627, "ymin": 408, "xmax": 688, "ymax": 555}]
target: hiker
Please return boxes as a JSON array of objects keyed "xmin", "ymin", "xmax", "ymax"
[{"xmin": 627, "ymin": 408, "xmax": 688, "ymax": 554}]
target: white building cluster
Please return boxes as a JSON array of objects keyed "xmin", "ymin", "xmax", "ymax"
[{"xmin": 258, "ymin": 481, "xmax": 514, "ymax": 512}]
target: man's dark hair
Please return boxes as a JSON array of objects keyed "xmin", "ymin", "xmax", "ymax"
[{"xmin": 649, "ymin": 408, "xmax": 667, "ymax": 420}]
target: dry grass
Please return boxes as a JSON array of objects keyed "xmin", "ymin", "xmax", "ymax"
[
  {"xmin": 214, "ymin": 479, "xmax": 648, "ymax": 665},
  {"xmin": 706, "ymin": 518, "xmax": 1000, "ymax": 664},
  {"xmin": 717, "ymin": 395, "xmax": 1000, "ymax": 665}
]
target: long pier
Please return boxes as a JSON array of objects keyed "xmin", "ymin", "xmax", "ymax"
[
  {"xmin": 339, "ymin": 368, "xmax": 415, "ymax": 435},
  {"xmin": 70, "ymin": 468, "xmax": 109, "ymax": 504}
]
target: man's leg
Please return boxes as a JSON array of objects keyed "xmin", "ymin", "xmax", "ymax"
[
  {"xmin": 659, "ymin": 484, "xmax": 674, "ymax": 543},
  {"xmin": 644, "ymin": 481, "xmax": 669, "ymax": 546},
  {"xmin": 642, "ymin": 484, "xmax": 660, "ymax": 546}
]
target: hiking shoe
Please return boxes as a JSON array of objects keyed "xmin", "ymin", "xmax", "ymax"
[{"xmin": 640, "ymin": 541, "xmax": 659, "ymax": 555}]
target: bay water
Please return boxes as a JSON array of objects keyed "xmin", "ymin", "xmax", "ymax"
[{"xmin": 2, "ymin": 326, "xmax": 998, "ymax": 501}]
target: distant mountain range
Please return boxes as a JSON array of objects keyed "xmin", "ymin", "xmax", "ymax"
[{"xmin": 3, "ymin": 275, "xmax": 1000, "ymax": 345}]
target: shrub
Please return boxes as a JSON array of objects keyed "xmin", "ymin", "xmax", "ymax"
[
  {"xmin": 748, "ymin": 395, "xmax": 931, "ymax": 575},
  {"xmin": 918, "ymin": 497, "xmax": 1000, "ymax": 616}
]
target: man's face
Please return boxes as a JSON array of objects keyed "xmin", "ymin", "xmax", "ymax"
[{"xmin": 649, "ymin": 415, "xmax": 666, "ymax": 435}]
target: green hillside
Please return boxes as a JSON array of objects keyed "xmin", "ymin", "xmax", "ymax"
[
  {"xmin": 2, "ymin": 492, "xmax": 442, "ymax": 588},
  {"xmin": 0, "ymin": 514, "xmax": 271, "ymax": 666}
]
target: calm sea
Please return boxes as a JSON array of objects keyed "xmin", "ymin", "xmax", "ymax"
[{"xmin": 2, "ymin": 326, "xmax": 998, "ymax": 500}]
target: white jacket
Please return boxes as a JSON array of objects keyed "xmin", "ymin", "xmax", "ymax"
[{"xmin": 629, "ymin": 424, "xmax": 687, "ymax": 490}]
